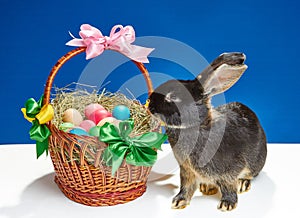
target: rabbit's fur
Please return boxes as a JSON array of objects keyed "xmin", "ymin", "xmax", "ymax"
[{"xmin": 148, "ymin": 53, "xmax": 267, "ymax": 211}]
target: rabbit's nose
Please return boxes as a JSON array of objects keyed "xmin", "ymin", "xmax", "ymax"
[
  {"xmin": 232, "ymin": 52, "xmax": 246, "ymax": 63},
  {"xmin": 220, "ymin": 52, "xmax": 246, "ymax": 66}
]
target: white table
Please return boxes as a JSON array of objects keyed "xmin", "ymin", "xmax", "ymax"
[{"xmin": 0, "ymin": 144, "xmax": 299, "ymax": 218}]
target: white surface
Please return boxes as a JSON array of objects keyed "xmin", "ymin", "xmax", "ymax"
[{"xmin": 0, "ymin": 143, "xmax": 299, "ymax": 218}]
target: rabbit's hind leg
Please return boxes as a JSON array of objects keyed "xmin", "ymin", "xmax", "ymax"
[
  {"xmin": 200, "ymin": 183, "xmax": 218, "ymax": 195},
  {"xmin": 238, "ymin": 179, "xmax": 251, "ymax": 193},
  {"xmin": 237, "ymin": 167, "xmax": 253, "ymax": 194}
]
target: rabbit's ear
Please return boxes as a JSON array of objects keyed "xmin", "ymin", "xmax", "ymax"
[{"xmin": 198, "ymin": 52, "xmax": 248, "ymax": 97}]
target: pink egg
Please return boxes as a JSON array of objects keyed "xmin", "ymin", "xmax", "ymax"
[
  {"xmin": 84, "ymin": 103, "xmax": 105, "ymax": 119},
  {"xmin": 79, "ymin": 120, "xmax": 96, "ymax": 132},
  {"xmin": 88, "ymin": 109, "xmax": 112, "ymax": 124}
]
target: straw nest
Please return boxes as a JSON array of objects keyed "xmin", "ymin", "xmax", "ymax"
[{"xmin": 50, "ymin": 85, "xmax": 159, "ymax": 136}]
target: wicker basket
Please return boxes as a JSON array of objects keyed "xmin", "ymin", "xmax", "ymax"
[{"xmin": 43, "ymin": 47, "xmax": 158, "ymax": 206}]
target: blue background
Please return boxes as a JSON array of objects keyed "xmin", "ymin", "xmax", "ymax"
[{"xmin": 0, "ymin": 0, "xmax": 299, "ymax": 144}]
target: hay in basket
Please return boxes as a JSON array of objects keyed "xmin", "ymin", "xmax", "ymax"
[
  {"xmin": 21, "ymin": 24, "xmax": 167, "ymax": 206},
  {"xmin": 50, "ymin": 85, "xmax": 161, "ymax": 166}
]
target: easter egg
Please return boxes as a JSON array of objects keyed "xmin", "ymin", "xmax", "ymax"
[
  {"xmin": 84, "ymin": 103, "xmax": 104, "ymax": 118},
  {"xmin": 59, "ymin": 122, "xmax": 75, "ymax": 132},
  {"xmin": 97, "ymin": 117, "xmax": 117, "ymax": 127},
  {"xmin": 112, "ymin": 105, "xmax": 130, "ymax": 120},
  {"xmin": 88, "ymin": 126, "xmax": 101, "ymax": 137},
  {"xmin": 79, "ymin": 120, "xmax": 96, "ymax": 132},
  {"xmin": 69, "ymin": 128, "xmax": 89, "ymax": 136},
  {"xmin": 88, "ymin": 109, "xmax": 112, "ymax": 124},
  {"xmin": 111, "ymin": 119, "xmax": 121, "ymax": 128},
  {"xmin": 62, "ymin": 108, "xmax": 83, "ymax": 126}
]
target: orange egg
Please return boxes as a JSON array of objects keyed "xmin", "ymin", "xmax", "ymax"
[{"xmin": 62, "ymin": 108, "xmax": 83, "ymax": 126}]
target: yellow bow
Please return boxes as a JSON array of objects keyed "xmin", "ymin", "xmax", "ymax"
[{"xmin": 21, "ymin": 104, "xmax": 54, "ymax": 124}]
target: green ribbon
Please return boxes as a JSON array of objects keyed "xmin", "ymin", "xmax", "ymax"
[
  {"xmin": 30, "ymin": 119, "xmax": 51, "ymax": 158},
  {"xmin": 99, "ymin": 119, "xmax": 168, "ymax": 176},
  {"xmin": 22, "ymin": 95, "xmax": 52, "ymax": 158},
  {"xmin": 25, "ymin": 96, "xmax": 43, "ymax": 118}
]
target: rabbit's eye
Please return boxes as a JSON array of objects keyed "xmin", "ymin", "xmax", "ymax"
[{"xmin": 165, "ymin": 92, "xmax": 181, "ymax": 103}]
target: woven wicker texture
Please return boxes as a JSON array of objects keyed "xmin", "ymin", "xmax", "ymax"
[{"xmin": 44, "ymin": 48, "xmax": 155, "ymax": 206}]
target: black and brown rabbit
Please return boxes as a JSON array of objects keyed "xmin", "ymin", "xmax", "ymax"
[{"xmin": 148, "ymin": 52, "xmax": 267, "ymax": 211}]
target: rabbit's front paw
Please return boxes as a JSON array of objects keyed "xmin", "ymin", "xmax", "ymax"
[
  {"xmin": 217, "ymin": 199, "xmax": 237, "ymax": 211},
  {"xmin": 200, "ymin": 183, "xmax": 218, "ymax": 195},
  {"xmin": 171, "ymin": 195, "xmax": 189, "ymax": 209},
  {"xmin": 238, "ymin": 179, "xmax": 251, "ymax": 193}
]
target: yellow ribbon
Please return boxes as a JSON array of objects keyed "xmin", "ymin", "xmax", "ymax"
[
  {"xmin": 21, "ymin": 108, "xmax": 35, "ymax": 122},
  {"xmin": 35, "ymin": 104, "xmax": 54, "ymax": 124},
  {"xmin": 144, "ymin": 99, "xmax": 150, "ymax": 108},
  {"xmin": 21, "ymin": 104, "xmax": 54, "ymax": 124}
]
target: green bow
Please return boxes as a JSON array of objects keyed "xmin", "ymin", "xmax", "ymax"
[
  {"xmin": 21, "ymin": 95, "xmax": 54, "ymax": 158},
  {"xmin": 100, "ymin": 119, "xmax": 167, "ymax": 176}
]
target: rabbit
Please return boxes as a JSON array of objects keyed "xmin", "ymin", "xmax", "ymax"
[{"xmin": 148, "ymin": 52, "xmax": 267, "ymax": 211}]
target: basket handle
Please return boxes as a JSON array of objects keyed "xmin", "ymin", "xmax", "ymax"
[{"xmin": 43, "ymin": 47, "xmax": 154, "ymax": 105}]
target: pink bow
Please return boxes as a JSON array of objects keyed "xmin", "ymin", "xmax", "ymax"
[{"xmin": 66, "ymin": 24, "xmax": 154, "ymax": 63}]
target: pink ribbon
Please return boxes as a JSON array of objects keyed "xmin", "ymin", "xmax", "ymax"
[{"xmin": 66, "ymin": 24, "xmax": 154, "ymax": 63}]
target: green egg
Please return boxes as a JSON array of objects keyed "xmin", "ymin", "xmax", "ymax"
[
  {"xmin": 59, "ymin": 122, "xmax": 74, "ymax": 132},
  {"xmin": 89, "ymin": 126, "xmax": 101, "ymax": 137}
]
